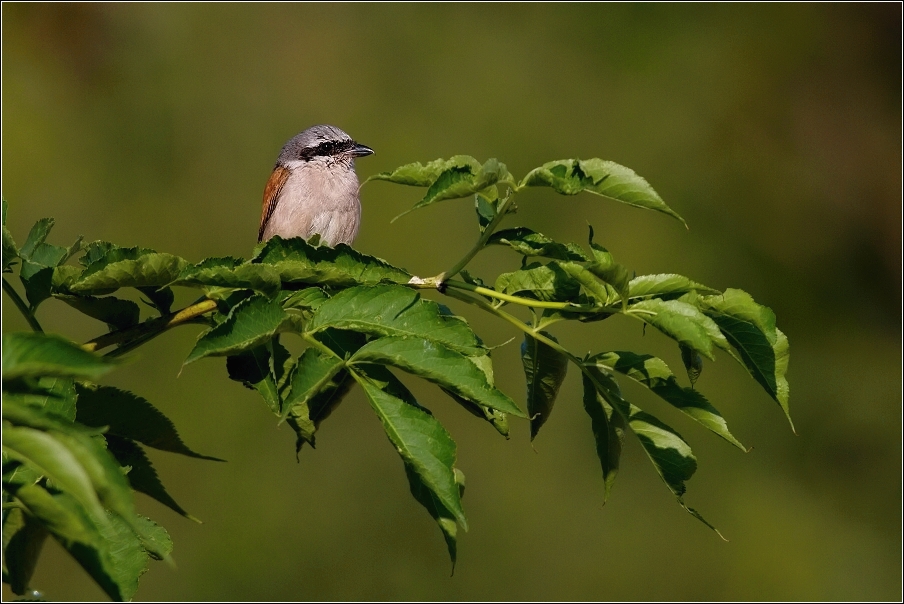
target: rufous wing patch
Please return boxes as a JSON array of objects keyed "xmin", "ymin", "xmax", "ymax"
[{"xmin": 259, "ymin": 165, "xmax": 291, "ymax": 242}]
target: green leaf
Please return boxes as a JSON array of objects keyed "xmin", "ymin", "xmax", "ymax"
[
  {"xmin": 71, "ymin": 246, "xmax": 188, "ymax": 295},
  {"xmin": 581, "ymin": 367, "xmax": 625, "ymax": 502},
  {"xmin": 19, "ymin": 218, "xmax": 54, "ymax": 260},
  {"xmin": 2, "ymin": 398, "xmax": 100, "ymax": 436},
  {"xmin": 519, "ymin": 158, "xmax": 686, "ymax": 226},
  {"xmin": 281, "ymin": 287, "xmax": 328, "ymax": 311},
  {"xmin": 405, "ymin": 464, "xmax": 465, "ymax": 571},
  {"xmin": 251, "ymin": 236, "xmax": 411, "ymax": 287},
  {"xmin": 354, "ymin": 371, "xmax": 467, "ymax": 531},
  {"xmin": 628, "ymin": 274, "xmax": 720, "ymax": 301},
  {"xmin": 10, "ymin": 484, "xmax": 126, "ymax": 600},
  {"xmin": 521, "ymin": 332, "xmax": 568, "ymax": 440},
  {"xmin": 585, "ymin": 368, "xmax": 723, "ymax": 536},
  {"xmin": 279, "ymin": 348, "xmax": 345, "ymax": 423},
  {"xmin": 628, "ymin": 299, "xmax": 729, "ymax": 361},
  {"xmin": 2, "ymin": 199, "xmax": 18, "ymax": 273},
  {"xmin": 366, "ymin": 156, "xmax": 514, "ymax": 220},
  {"xmin": 495, "ymin": 262, "xmax": 580, "ymax": 302},
  {"xmin": 586, "ymin": 227, "xmax": 630, "ymax": 306},
  {"xmin": 2, "ymin": 506, "xmax": 49, "ymax": 595},
  {"xmin": 75, "ymin": 385, "xmax": 223, "ymax": 461},
  {"xmin": 287, "ymin": 369, "xmax": 354, "ymax": 452},
  {"xmin": 226, "ymin": 344, "xmax": 282, "ymax": 415},
  {"xmin": 19, "ymin": 238, "xmax": 67, "ymax": 309},
  {"xmin": 136, "ymin": 286, "xmax": 174, "ymax": 315},
  {"xmin": 309, "ymin": 285, "xmax": 486, "ymax": 357},
  {"xmin": 171, "ymin": 257, "xmax": 281, "ymax": 298},
  {"xmin": 488, "ymin": 227, "xmax": 589, "ymax": 261},
  {"xmin": 475, "ymin": 193, "xmax": 498, "ymax": 233},
  {"xmin": 556, "ymin": 261, "xmax": 620, "ymax": 306},
  {"xmin": 696, "ymin": 289, "xmax": 791, "ymax": 428},
  {"xmin": 441, "ymin": 354, "xmax": 509, "ymax": 438},
  {"xmin": 4, "ymin": 376, "xmax": 78, "ymax": 422},
  {"xmin": 2, "ymin": 332, "xmax": 117, "ymax": 382},
  {"xmin": 588, "ymin": 351, "xmax": 745, "ymax": 450},
  {"xmin": 680, "ymin": 344, "xmax": 703, "ymax": 388},
  {"xmin": 54, "ymin": 294, "xmax": 141, "ymax": 331},
  {"xmin": 350, "ymin": 336, "xmax": 525, "ymax": 417},
  {"xmin": 105, "ymin": 435, "xmax": 197, "ymax": 522},
  {"xmin": 184, "ymin": 294, "xmax": 290, "ymax": 365},
  {"xmin": 2, "ymin": 426, "xmax": 108, "ymax": 523}
]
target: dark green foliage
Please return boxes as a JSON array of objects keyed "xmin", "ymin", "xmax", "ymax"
[{"xmin": 2, "ymin": 154, "xmax": 790, "ymax": 598}]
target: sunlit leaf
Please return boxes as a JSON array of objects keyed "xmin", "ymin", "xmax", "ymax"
[
  {"xmin": 71, "ymin": 246, "xmax": 188, "ymax": 295},
  {"xmin": 251, "ymin": 236, "xmax": 411, "ymax": 287},
  {"xmin": 442, "ymin": 354, "xmax": 509, "ymax": 438},
  {"xmin": 355, "ymin": 371, "xmax": 467, "ymax": 532},
  {"xmin": 2, "ymin": 332, "xmax": 117, "ymax": 382},
  {"xmin": 628, "ymin": 274, "xmax": 720, "ymax": 301},
  {"xmin": 309, "ymin": 285, "xmax": 486, "ymax": 357},
  {"xmin": 171, "ymin": 257, "xmax": 281, "ymax": 297},
  {"xmin": 697, "ymin": 289, "xmax": 791, "ymax": 428},
  {"xmin": 519, "ymin": 158, "xmax": 686, "ymax": 225},
  {"xmin": 588, "ymin": 351, "xmax": 745, "ymax": 450},
  {"xmin": 488, "ymin": 228, "xmax": 589, "ymax": 261},
  {"xmin": 495, "ymin": 262, "xmax": 580, "ymax": 302},
  {"xmin": 350, "ymin": 336, "xmax": 525, "ymax": 417},
  {"xmin": 628, "ymin": 299, "xmax": 729, "ymax": 361},
  {"xmin": 184, "ymin": 294, "xmax": 291, "ymax": 365}
]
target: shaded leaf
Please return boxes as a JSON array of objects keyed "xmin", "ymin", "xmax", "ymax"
[
  {"xmin": 557, "ymin": 261, "xmax": 619, "ymax": 306},
  {"xmin": 171, "ymin": 257, "xmax": 281, "ymax": 297},
  {"xmin": 354, "ymin": 371, "xmax": 467, "ymax": 530},
  {"xmin": 680, "ymin": 344, "xmax": 703, "ymax": 388},
  {"xmin": 184, "ymin": 294, "xmax": 290, "ymax": 365},
  {"xmin": 588, "ymin": 351, "xmax": 745, "ymax": 450},
  {"xmin": 2, "ymin": 506, "xmax": 49, "ymax": 595},
  {"xmin": 309, "ymin": 285, "xmax": 486, "ymax": 356},
  {"xmin": 2, "ymin": 199, "xmax": 18, "ymax": 273},
  {"xmin": 581, "ymin": 367, "xmax": 625, "ymax": 502},
  {"xmin": 251, "ymin": 236, "xmax": 411, "ymax": 287},
  {"xmin": 521, "ymin": 332, "xmax": 568, "ymax": 440},
  {"xmin": 350, "ymin": 336, "xmax": 525, "ymax": 417},
  {"xmin": 136, "ymin": 286, "xmax": 174, "ymax": 315},
  {"xmin": 4, "ymin": 377, "xmax": 78, "ymax": 422},
  {"xmin": 488, "ymin": 228, "xmax": 589, "ymax": 261},
  {"xmin": 54, "ymin": 294, "xmax": 140, "ymax": 331},
  {"xmin": 586, "ymin": 227, "xmax": 630, "ymax": 305},
  {"xmin": 475, "ymin": 193, "xmax": 498, "ymax": 233},
  {"xmin": 75, "ymin": 385, "xmax": 223, "ymax": 461},
  {"xmin": 519, "ymin": 158, "xmax": 686, "ymax": 225},
  {"xmin": 105, "ymin": 435, "xmax": 197, "ymax": 522},
  {"xmin": 226, "ymin": 344, "xmax": 281, "ymax": 415}
]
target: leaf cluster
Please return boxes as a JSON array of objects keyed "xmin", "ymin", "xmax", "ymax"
[{"xmin": 2, "ymin": 151, "xmax": 791, "ymax": 597}]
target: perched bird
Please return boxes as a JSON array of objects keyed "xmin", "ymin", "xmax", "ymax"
[{"xmin": 258, "ymin": 125, "xmax": 374, "ymax": 246}]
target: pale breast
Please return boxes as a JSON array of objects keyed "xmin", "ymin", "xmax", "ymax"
[{"xmin": 262, "ymin": 161, "xmax": 362, "ymax": 246}]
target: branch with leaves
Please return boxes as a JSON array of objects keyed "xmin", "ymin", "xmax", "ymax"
[{"xmin": 1, "ymin": 154, "xmax": 791, "ymax": 600}]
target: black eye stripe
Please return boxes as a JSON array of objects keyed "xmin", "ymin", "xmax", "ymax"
[{"xmin": 298, "ymin": 139, "xmax": 357, "ymax": 160}]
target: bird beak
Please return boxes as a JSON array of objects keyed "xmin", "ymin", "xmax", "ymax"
[{"xmin": 352, "ymin": 143, "xmax": 374, "ymax": 157}]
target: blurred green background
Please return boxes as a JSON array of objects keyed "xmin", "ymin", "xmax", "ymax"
[{"xmin": 2, "ymin": 3, "xmax": 901, "ymax": 601}]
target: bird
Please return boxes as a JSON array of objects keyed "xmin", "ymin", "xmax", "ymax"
[{"xmin": 258, "ymin": 125, "xmax": 374, "ymax": 246}]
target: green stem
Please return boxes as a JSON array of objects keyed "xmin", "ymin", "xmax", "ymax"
[
  {"xmin": 442, "ymin": 191, "xmax": 515, "ymax": 281},
  {"xmin": 83, "ymin": 298, "xmax": 217, "ymax": 354},
  {"xmin": 444, "ymin": 279, "xmax": 617, "ymax": 314},
  {"xmin": 2, "ymin": 277, "xmax": 43, "ymax": 333}
]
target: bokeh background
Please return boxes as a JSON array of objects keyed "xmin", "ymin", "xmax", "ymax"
[{"xmin": 2, "ymin": 3, "xmax": 901, "ymax": 601}]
